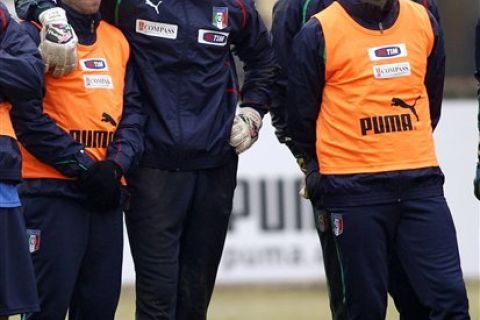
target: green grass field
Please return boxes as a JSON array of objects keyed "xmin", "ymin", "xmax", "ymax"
[
  {"xmin": 114, "ymin": 281, "xmax": 479, "ymax": 320},
  {"xmin": 9, "ymin": 281, "xmax": 479, "ymax": 319}
]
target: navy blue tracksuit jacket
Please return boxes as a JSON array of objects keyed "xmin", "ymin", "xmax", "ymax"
[{"xmin": 0, "ymin": 3, "xmax": 43, "ymax": 183}]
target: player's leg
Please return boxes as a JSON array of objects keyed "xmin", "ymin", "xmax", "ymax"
[
  {"xmin": 318, "ymin": 204, "xmax": 431, "ymax": 320},
  {"xmin": 397, "ymin": 196, "xmax": 470, "ymax": 319},
  {"xmin": 0, "ymin": 207, "xmax": 39, "ymax": 318},
  {"xmin": 325, "ymin": 203, "xmax": 400, "ymax": 320},
  {"xmin": 68, "ymin": 200, "xmax": 124, "ymax": 320},
  {"xmin": 313, "ymin": 208, "xmax": 348, "ymax": 320},
  {"xmin": 175, "ymin": 158, "xmax": 238, "ymax": 320},
  {"xmin": 388, "ymin": 251, "xmax": 430, "ymax": 319},
  {"xmin": 21, "ymin": 195, "xmax": 89, "ymax": 320},
  {"xmin": 125, "ymin": 167, "xmax": 196, "ymax": 320}
]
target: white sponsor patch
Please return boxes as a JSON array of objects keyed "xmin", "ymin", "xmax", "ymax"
[
  {"xmin": 368, "ymin": 43, "xmax": 407, "ymax": 61},
  {"xmin": 373, "ymin": 62, "xmax": 411, "ymax": 79},
  {"xmin": 198, "ymin": 29, "xmax": 229, "ymax": 47},
  {"xmin": 80, "ymin": 58, "xmax": 108, "ymax": 71},
  {"xmin": 84, "ymin": 75, "xmax": 114, "ymax": 89},
  {"xmin": 136, "ymin": 19, "xmax": 178, "ymax": 39}
]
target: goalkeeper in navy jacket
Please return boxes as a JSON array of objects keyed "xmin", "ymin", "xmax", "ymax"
[
  {"xmin": 0, "ymin": 2, "xmax": 41, "ymax": 319},
  {"xmin": 15, "ymin": 0, "xmax": 277, "ymax": 319}
]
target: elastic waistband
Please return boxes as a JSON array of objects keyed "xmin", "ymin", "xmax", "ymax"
[
  {"xmin": 320, "ymin": 167, "xmax": 445, "ymax": 207},
  {"xmin": 141, "ymin": 151, "xmax": 237, "ymax": 171},
  {"xmin": 323, "ymin": 184, "xmax": 444, "ymax": 208}
]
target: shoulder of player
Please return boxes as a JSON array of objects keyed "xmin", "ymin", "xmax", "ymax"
[
  {"xmin": 97, "ymin": 20, "xmax": 129, "ymax": 56},
  {"xmin": 98, "ymin": 20, "xmax": 128, "ymax": 43}
]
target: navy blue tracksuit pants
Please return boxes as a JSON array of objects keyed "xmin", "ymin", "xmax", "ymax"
[
  {"xmin": 325, "ymin": 195, "xmax": 469, "ymax": 320},
  {"xmin": 125, "ymin": 158, "xmax": 238, "ymax": 320},
  {"xmin": 315, "ymin": 209, "xmax": 430, "ymax": 320},
  {"xmin": 21, "ymin": 194, "xmax": 123, "ymax": 320},
  {"xmin": 0, "ymin": 207, "xmax": 39, "ymax": 316}
]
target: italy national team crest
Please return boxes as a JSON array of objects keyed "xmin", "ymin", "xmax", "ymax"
[
  {"xmin": 26, "ymin": 229, "xmax": 41, "ymax": 253},
  {"xmin": 316, "ymin": 210, "xmax": 329, "ymax": 233},
  {"xmin": 212, "ymin": 7, "xmax": 228, "ymax": 30},
  {"xmin": 331, "ymin": 214, "xmax": 344, "ymax": 237}
]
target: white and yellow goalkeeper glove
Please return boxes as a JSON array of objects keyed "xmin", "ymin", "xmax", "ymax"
[
  {"xmin": 39, "ymin": 7, "xmax": 78, "ymax": 78},
  {"xmin": 229, "ymin": 107, "xmax": 262, "ymax": 154}
]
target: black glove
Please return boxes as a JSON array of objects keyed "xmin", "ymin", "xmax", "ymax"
[
  {"xmin": 306, "ymin": 170, "xmax": 324, "ymax": 208},
  {"xmin": 474, "ymin": 163, "xmax": 480, "ymax": 201},
  {"xmin": 79, "ymin": 161, "xmax": 122, "ymax": 211}
]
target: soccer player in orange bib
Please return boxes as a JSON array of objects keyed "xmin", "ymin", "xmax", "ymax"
[
  {"xmin": 287, "ymin": 0, "xmax": 470, "ymax": 318},
  {"xmin": 11, "ymin": 0, "xmax": 146, "ymax": 319},
  {"xmin": 272, "ymin": 0, "xmax": 448, "ymax": 319}
]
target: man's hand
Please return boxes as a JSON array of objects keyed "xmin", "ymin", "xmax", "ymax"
[
  {"xmin": 474, "ymin": 163, "xmax": 480, "ymax": 200},
  {"xmin": 306, "ymin": 171, "xmax": 324, "ymax": 208},
  {"xmin": 230, "ymin": 107, "xmax": 263, "ymax": 154},
  {"xmin": 79, "ymin": 161, "xmax": 122, "ymax": 211},
  {"xmin": 39, "ymin": 7, "xmax": 78, "ymax": 78},
  {"xmin": 277, "ymin": 136, "xmax": 309, "ymax": 197}
]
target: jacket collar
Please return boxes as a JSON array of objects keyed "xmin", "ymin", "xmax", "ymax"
[
  {"xmin": 61, "ymin": 3, "xmax": 101, "ymax": 45},
  {"xmin": 337, "ymin": 0, "xmax": 399, "ymax": 31}
]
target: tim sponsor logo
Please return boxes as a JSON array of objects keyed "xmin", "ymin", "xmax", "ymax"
[
  {"xmin": 198, "ymin": 29, "xmax": 229, "ymax": 46},
  {"xmin": 80, "ymin": 58, "xmax": 108, "ymax": 71},
  {"xmin": 368, "ymin": 43, "xmax": 407, "ymax": 61},
  {"xmin": 373, "ymin": 62, "xmax": 411, "ymax": 79},
  {"xmin": 136, "ymin": 19, "xmax": 178, "ymax": 39},
  {"xmin": 360, "ymin": 114, "xmax": 413, "ymax": 136}
]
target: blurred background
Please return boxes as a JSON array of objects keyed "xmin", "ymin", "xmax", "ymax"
[{"xmin": 3, "ymin": 0, "xmax": 480, "ymax": 319}]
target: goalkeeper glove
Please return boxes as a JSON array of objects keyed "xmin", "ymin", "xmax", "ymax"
[
  {"xmin": 229, "ymin": 107, "xmax": 262, "ymax": 154},
  {"xmin": 39, "ymin": 7, "xmax": 78, "ymax": 78}
]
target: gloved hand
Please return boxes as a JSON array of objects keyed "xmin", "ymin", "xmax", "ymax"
[
  {"xmin": 474, "ymin": 163, "xmax": 480, "ymax": 200},
  {"xmin": 38, "ymin": 7, "xmax": 78, "ymax": 78},
  {"xmin": 229, "ymin": 107, "xmax": 262, "ymax": 154},
  {"xmin": 79, "ymin": 161, "xmax": 122, "ymax": 211},
  {"xmin": 306, "ymin": 170, "xmax": 324, "ymax": 208},
  {"xmin": 0, "ymin": 4, "xmax": 9, "ymax": 35},
  {"xmin": 293, "ymin": 155, "xmax": 309, "ymax": 199}
]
